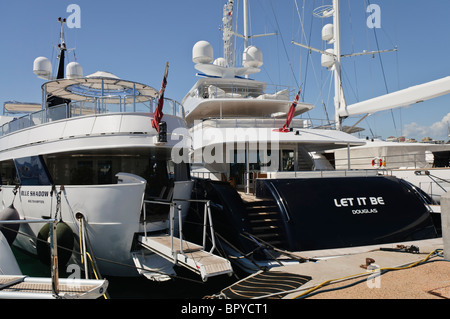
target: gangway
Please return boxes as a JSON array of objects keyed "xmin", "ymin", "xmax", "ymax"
[{"xmin": 133, "ymin": 199, "xmax": 233, "ymax": 281}]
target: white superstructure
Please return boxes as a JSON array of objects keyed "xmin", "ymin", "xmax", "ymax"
[{"xmin": 183, "ymin": 0, "xmax": 365, "ymax": 191}]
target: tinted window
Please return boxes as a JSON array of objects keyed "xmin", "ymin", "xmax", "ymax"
[
  {"xmin": 14, "ymin": 156, "xmax": 53, "ymax": 185},
  {"xmin": 0, "ymin": 160, "xmax": 17, "ymax": 185}
]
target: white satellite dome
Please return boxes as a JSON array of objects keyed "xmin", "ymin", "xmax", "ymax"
[
  {"xmin": 192, "ymin": 40, "xmax": 214, "ymax": 64},
  {"xmin": 321, "ymin": 49, "xmax": 335, "ymax": 68},
  {"xmin": 322, "ymin": 24, "xmax": 334, "ymax": 42},
  {"xmin": 33, "ymin": 56, "xmax": 52, "ymax": 79},
  {"xmin": 66, "ymin": 61, "xmax": 83, "ymax": 79},
  {"xmin": 243, "ymin": 46, "xmax": 263, "ymax": 68},
  {"xmin": 213, "ymin": 57, "xmax": 227, "ymax": 68}
]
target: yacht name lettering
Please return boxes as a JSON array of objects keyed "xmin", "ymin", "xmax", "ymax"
[
  {"xmin": 334, "ymin": 197, "xmax": 385, "ymax": 207},
  {"xmin": 352, "ymin": 208, "xmax": 378, "ymax": 215},
  {"xmin": 20, "ymin": 190, "xmax": 50, "ymax": 197}
]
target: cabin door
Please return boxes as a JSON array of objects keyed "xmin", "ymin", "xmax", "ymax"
[{"xmin": 229, "ymin": 148, "xmax": 271, "ymax": 190}]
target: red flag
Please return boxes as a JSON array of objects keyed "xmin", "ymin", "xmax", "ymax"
[
  {"xmin": 274, "ymin": 84, "xmax": 302, "ymax": 133},
  {"xmin": 152, "ymin": 62, "xmax": 169, "ymax": 132}
]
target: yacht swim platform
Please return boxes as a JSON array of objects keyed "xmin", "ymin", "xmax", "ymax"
[
  {"xmin": 137, "ymin": 235, "xmax": 233, "ymax": 281},
  {"xmin": 0, "ymin": 275, "xmax": 108, "ymax": 299}
]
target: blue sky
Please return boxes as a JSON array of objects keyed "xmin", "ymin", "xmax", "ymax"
[{"xmin": 0, "ymin": 0, "xmax": 449, "ymax": 141}]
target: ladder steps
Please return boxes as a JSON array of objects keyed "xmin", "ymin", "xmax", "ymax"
[
  {"xmin": 252, "ymin": 225, "xmax": 279, "ymax": 232},
  {"xmin": 255, "ymin": 232, "xmax": 282, "ymax": 239},
  {"xmin": 250, "ymin": 219, "xmax": 279, "ymax": 225},
  {"xmin": 137, "ymin": 235, "xmax": 233, "ymax": 281},
  {"xmin": 242, "ymin": 198, "xmax": 287, "ymax": 248},
  {"xmin": 246, "ymin": 208, "xmax": 278, "ymax": 214}
]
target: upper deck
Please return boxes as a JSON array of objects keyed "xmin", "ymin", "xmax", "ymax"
[
  {"xmin": 1, "ymin": 73, "xmax": 185, "ymax": 137},
  {"xmin": 182, "ymin": 77, "xmax": 313, "ymax": 125}
]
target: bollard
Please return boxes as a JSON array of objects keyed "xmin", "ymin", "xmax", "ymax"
[{"xmin": 441, "ymin": 193, "xmax": 450, "ymax": 260}]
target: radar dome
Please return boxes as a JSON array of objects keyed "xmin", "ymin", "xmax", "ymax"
[
  {"xmin": 321, "ymin": 49, "xmax": 335, "ymax": 68},
  {"xmin": 192, "ymin": 41, "xmax": 214, "ymax": 64},
  {"xmin": 66, "ymin": 62, "xmax": 83, "ymax": 79},
  {"xmin": 243, "ymin": 46, "xmax": 263, "ymax": 68},
  {"xmin": 33, "ymin": 57, "xmax": 52, "ymax": 79},
  {"xmin": 213, "ymin": 57, "xmax": 227, "ymax": 68},
  {"xmin": 322, "ymin": 24, "xmax": 334, "ymax": 42}
]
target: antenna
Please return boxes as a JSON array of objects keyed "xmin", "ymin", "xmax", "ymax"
[
  {"xmin": 56, "ymin": 17, "xmax": 68, "ymax": 79},
  {"xmin": 34, "ymin": 17, "xmax": 82, "ymax": 82},
  {"xmin": 193, "ymin": 0, "xmax": 272, "ymax": 79},
  {"xmin": 220, "ymin": 0, "xmax": 276, "ymax": 68},
  {"xmin": 222, "ymin": 0, "xmax": 234, "ymax": 67},
  {"xmin": 58, "ymin": 17, "xmax": 67, "ymax": 49}
]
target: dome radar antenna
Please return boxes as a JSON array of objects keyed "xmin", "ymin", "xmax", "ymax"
[{"xmin": 34, "ymin": 17, "xmax": 82, "ymax": 83}]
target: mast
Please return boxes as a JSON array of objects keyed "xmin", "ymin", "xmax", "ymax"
[
  {"xmin": 223, "ymin": 0, "xmax": 234, "ymax": 67},
  {"xmin": 48, "ymin": 17, "xmax": 71, "ymax": 107},
  {"xmin": 293, "ymin": 1, "xmax": 398, "ymax": 131},
  {"xmin": 243, "ymin": 0, "xmax": 249, "ymax": 49},
  {"xmin": 56, "ymin": 17, "xmax": 67, "ymax": 80},
  {"xmin": 333, "ymin": 0, "xmax": 344, "ymax": 130}
]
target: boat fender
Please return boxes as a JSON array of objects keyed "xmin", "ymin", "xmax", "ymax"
[
  {"xmin": 0, "ymin": 204, "xmax": 20, "ymax": 245},
  {"xmin": 36, "ymin": 221, "xmax": 74, "ymax": 267}
]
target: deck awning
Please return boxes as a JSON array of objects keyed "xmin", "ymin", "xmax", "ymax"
[
  {"xmin": 44, "ymin": 71, "xmax": 159, "ymax": 103},
  {"xmin": 3, "ymin": 102, "xmax": 42, "ymax": 114}
]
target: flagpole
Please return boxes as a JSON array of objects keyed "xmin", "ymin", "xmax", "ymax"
[
  {"xmin": 274, "ymin": 84, "xmax": 303, "ymax": 132},
  {"xmin": 152, "ymin": 62, "xmax": 169, "ymax": 131}
]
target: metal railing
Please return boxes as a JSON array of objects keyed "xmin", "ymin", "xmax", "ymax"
[
  {"xmin": 0, "ymin": 96, "xmax": 185, "ymax": 137},
  {"xmin": 141, "ymin": 198, "xmax": 216, "ymax": 257},
  {"xmin": 190, "ymin": 170, "xmax": 227, "ymax": 181},
  {"xmin": 196, "ymin": 81, "xmax": 295, "ymax": 100},
  {"xmin": 193, "ymin": 117, "xmax": 336, "ymax": 130},
  {"xmin": 333, "ymin": 152, "xmax": 449, "ymax": 170}
]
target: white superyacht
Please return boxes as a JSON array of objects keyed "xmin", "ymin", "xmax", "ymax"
[
  {"xmin": 0, "ymin": 18, "xmax": 195, "ymax": 280},
  {"xmin": 180, "ymin": 0, "xmax": 440, "ymax": 275}
]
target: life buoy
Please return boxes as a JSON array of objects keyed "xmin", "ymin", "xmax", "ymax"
[
  {"xmin": 0, "ymin": 204, "xmax": 20, "ymax": 245},
  {"xmin": 371, "ymin": 157, "xmax": 384, "ymax": 168},
  {"xmin": 36, "ymin": 221, "xmax": 74, "ymax": 267}
]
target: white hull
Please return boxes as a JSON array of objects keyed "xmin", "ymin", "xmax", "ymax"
[
  {"xmin": 1, "ymin": 179, "xmax": 195, "ymax": 278},
  {"xmin": 1, "ymin": 180, "xmax": 146, "ymax": 276}
]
